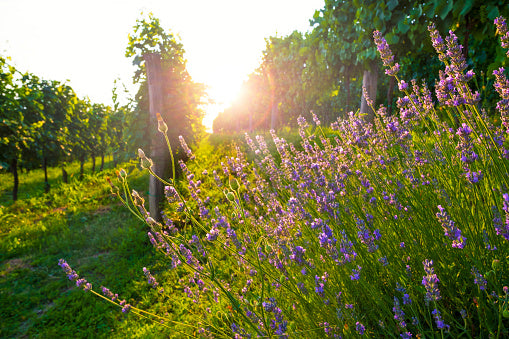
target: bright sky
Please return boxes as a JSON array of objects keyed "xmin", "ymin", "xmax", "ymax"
[{"xmin": 0, "ymin": 0, "xmax": 324, "ymax": 131}]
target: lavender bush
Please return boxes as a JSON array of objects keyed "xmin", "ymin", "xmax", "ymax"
[{"xmin": 60, "ymin": 18, "xmax": 509, "ymax": 337}]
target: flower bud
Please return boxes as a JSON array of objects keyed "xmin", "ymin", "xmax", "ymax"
[
  {"xmin": 140, "ymin": 155, "xmax": 153, "ymax": 170},
  {"xmin": 132, "ymin": 190, "xmax": 145, "ymax": 206},
  {"xmin": 156, "ymin": 113, "xmax": 168, "ymax": 133},
  {"xmin": 492, "ymin": 259, "xmax": 501, "ymax": 270},
  {"xmin": 229, "ymin": 176, "xmax": 240, "ymax": 191},
  {"xmin": 226, "ymin": 191, "xmax": 235, "ymax": 202},
  {"xmin": 118, "ymin": 168, "xmax": 127, "ymax": 180}
]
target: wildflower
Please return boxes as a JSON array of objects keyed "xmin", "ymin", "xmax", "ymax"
[
  {"xmin": 497, "ymin": 194, "xmax": 509, "ymax": 241},
  {"xmin": 398, "ymin": 80, "xmax": 408, "ymax": 91},
  {"xmin": 122, "ymin": 303, "xmax": 132, "ymax": 314},
  {"xmin": 495, "ymin": 16, "xmax": 509, "ymax": 55},
  {"xmin": 58, "ymin": 259, "xmax": 78, "ymax": 281},
  {"xmin": 422, "ymin": 259, "xmax": 441, "ymax": 303},
  {"xmin": 373, "ymin": 30, "xmax": 399, "ymax": 76},
  {"xmin": 492, "ymin": 68, "xmax": 509, "ymax": 131},
  {"xmin": 137, "ymin": 148, "xmax": 153, "ymax": 170},
  {"xmin": 315, "ymin": 275, "xmax": 326, "ymax": 297},
  {"xmin": 393, "ymin": 297, "xmax": 407, "ymax": 328},
  {"xmin": 456, "ymin": 124, "xmax": 478, "ymax": 164},
  {"xmin": 156, "ymin": 112, "xmax": 168, "ymax": 133},
  {"xmin": 311, "ymin": 111, "xmax": 321, "ymax": 126},
  {"xmin": 465, "ymin": 170, "xmax": 483, "ymax": 184},
  {"xmin": 355, "ymin": 322, "xmax": 366, "ymax": 335},
  {"xmin": 350, "ymin": 266, "xmax": 362, "ymax": 281},
  {"xmin": 143, "ymin": 267, "xmax": 161, "ymax": 290},
  {"xmin": 428, "ymin": 23, "xmax": 447, "ymax": 61},
  {"xmin": 431, "ymin": 308, "xmax": 449, "ymax": 330},
  {"xmin": 436, "ymin": 205, "xmax": 466, "ymax": 249},
  {"xmin": 179, "ymin": 135, "xmax": 195, "ymax": 160},
  {"xmin": 471, "ymin": 267, "xmax": 487, "ymax": 290},
  {"xmin": 337, "ymin": 230, "xmax": 357, "ymax": 265},
  {"xmin": 290, "ymin": 246, "xmax": 306, "ymax": 266},
  {"xmin": 101, "ymin": 286, "xmax": 118, "ymax": 301},
  {"xmin": 378, "ymin": 256, "xmax": 388, "ymax": 266}
]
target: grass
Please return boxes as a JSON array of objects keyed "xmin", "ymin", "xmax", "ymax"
[
  {"xmin": 0, "ymin": 156, "xmax": 160, "ymax": 338},
  {"xmin": 0, "ymin": 146, "xmax": 235, "ymax": 338}
]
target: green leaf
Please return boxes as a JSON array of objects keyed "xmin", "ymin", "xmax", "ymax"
[
  {"xmin": 385, "ymin": 32, "xmax": 399, "ymax": 44},
  {"xmin": 487, "ymin": 5, "xmax": 499, "ymax": 21},
  {"xmin": 387, "ymin": 0, "xmax": 398, "ymax": 11},
  {"xmin": 459, "ymin": 0, "xmax": 473, "ymax": 17},
  {"xmin": 398, "ymin": 20, "xmax": 410, "ymax": 34},
  {"xmin": 438, "ymin": 0, "xmax": 454, "ymax": 20}
]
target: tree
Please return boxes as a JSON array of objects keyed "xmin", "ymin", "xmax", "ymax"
[{"xmin": 126, "ymin": 13, "xmax": 207, "ymax": 220}]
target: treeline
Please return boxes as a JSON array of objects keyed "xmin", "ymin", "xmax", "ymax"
[
  {"xmin": 213, "ymin": 0, "xmax": 509, "ymax": 133},
  {"xmin": 0, "ymin": 56, "xmax": 132, "ymax": 201},
  {"xmin": 1, "ymin": 14, "xmax": 207, "ymax": 202}
]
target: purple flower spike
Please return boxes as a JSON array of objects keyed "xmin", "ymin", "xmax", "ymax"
[
  {"xmin": 471, "ymin": 267, "xmax": 487, "ymax": 290},
  {"xmin": 495, "ymin": 16, "xmax": 509, "ymax": 55},
  {"xmin": 350, "ymin": 266, "xmax": 362, "ymax": 281},
  {"xmin": 494, "ymin": 194, "xmax": 509, "ymax": 241},
  {"xmin": 374, "ymin": 30, "xmax": 399, "ymax": 76},
  {"xmin": 356, "ymin": 322, "xmax": 366, "ymax": 335},
  {"xmin": 436, "ymin": 205, "xmax": 466, "ymax": 249},
  {"xmin": 422, "ymin": 259, "xmax": 441, "ymax": 304},
  {"xmin": 432, "ymin": 308, "xmax": 449, "ymax": 331}
]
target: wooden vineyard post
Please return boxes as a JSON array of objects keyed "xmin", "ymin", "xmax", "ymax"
[{"xmin": 144, "ymin": 52, "xmax": 168, "ymax": 221}]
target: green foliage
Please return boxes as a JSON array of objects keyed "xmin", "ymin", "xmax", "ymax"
[
  {"xmin": 0, "ymin": 54, "xmax": 134, "ymax": 200},
  {"xmin": 125, "ymin": 13, "xmax": 207, "ymax": 161},
  {"xmin": 213, "ymin": 0, "xmax": 509, "ymax": 133}
]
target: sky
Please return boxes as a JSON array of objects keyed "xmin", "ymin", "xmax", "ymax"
[{"xmin": 0, "ymin": 0, "xmax": 324, "ymax": 130}]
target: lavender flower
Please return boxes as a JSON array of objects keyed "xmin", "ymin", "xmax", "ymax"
[
  {"xmin": 494, "ymin": 198, "xmax": 509, "ymax": 241},
  {"xmin": 350, "ymin": 266, "xmax": 362, "ymax": 281},
  {"xmin": 432, "ymin": 308, "xmax": 449, "ymax": 330},
  {"xmin": 373, "ymin": 30, "xmax": 399, "ymax": 76},
  {"xmin": 393, "ymin": 297, "xmax": 407, "ymax": 329},
  {"xmin": 428, "ymin": 23, "xmax": 447, "ymax": 61},
  {"xmin": 290, "ymin": 246, "xmax": 306, "ymax": 266},
  {"xmin": 422, "ymin": 259, "xmax": 441, "ymax": 303},
  {"xmin": 58, "ymin": 259, "xmax": 91, "ymax": 292},
  {"xmin": 355, "ymin": 322, "xmax": 366, "ymax": 335},
  {"xmin": 436, "ymin": 205, "xmax": 466, "ymax": 249},
  {"xmin": 471, "ymin": 267, "xmax": 487, "ymax": 290},
  {"xmin": 101, "ymin": 286, "xmax": 118, "ymax": 301},
  {"xmin": 143, "ymin": 267, "xmax": 162, "ymax": 291},
  {"xmin": 495, "ymin": 16, "xmax": 509, "ymax": 55},
  {"xmin": 179, "ymin": 135, "xmax": 195, "ymax": 160},
  {"xmin": 58, "ymin": 259, "xmax": 78, "ymax": 281}
]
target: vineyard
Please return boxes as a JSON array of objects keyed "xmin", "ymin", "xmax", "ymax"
[{"xmin": 3, "ymin": 2, "xmax": 509, "ymax": 338}]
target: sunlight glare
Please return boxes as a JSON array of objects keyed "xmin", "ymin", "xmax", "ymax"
[{"xmin": 202, "ymin": 74, "xmax": 244, "ymax": 132}]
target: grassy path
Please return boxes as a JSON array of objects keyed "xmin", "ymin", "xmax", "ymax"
[{"xmin": 0, "ymin": 158, "xmax": 161, "ymax": 338}]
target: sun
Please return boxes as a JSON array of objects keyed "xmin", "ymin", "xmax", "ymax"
[{"xmin": 202, "ymin": 77, "xmax": 243, "ymax": 132}]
